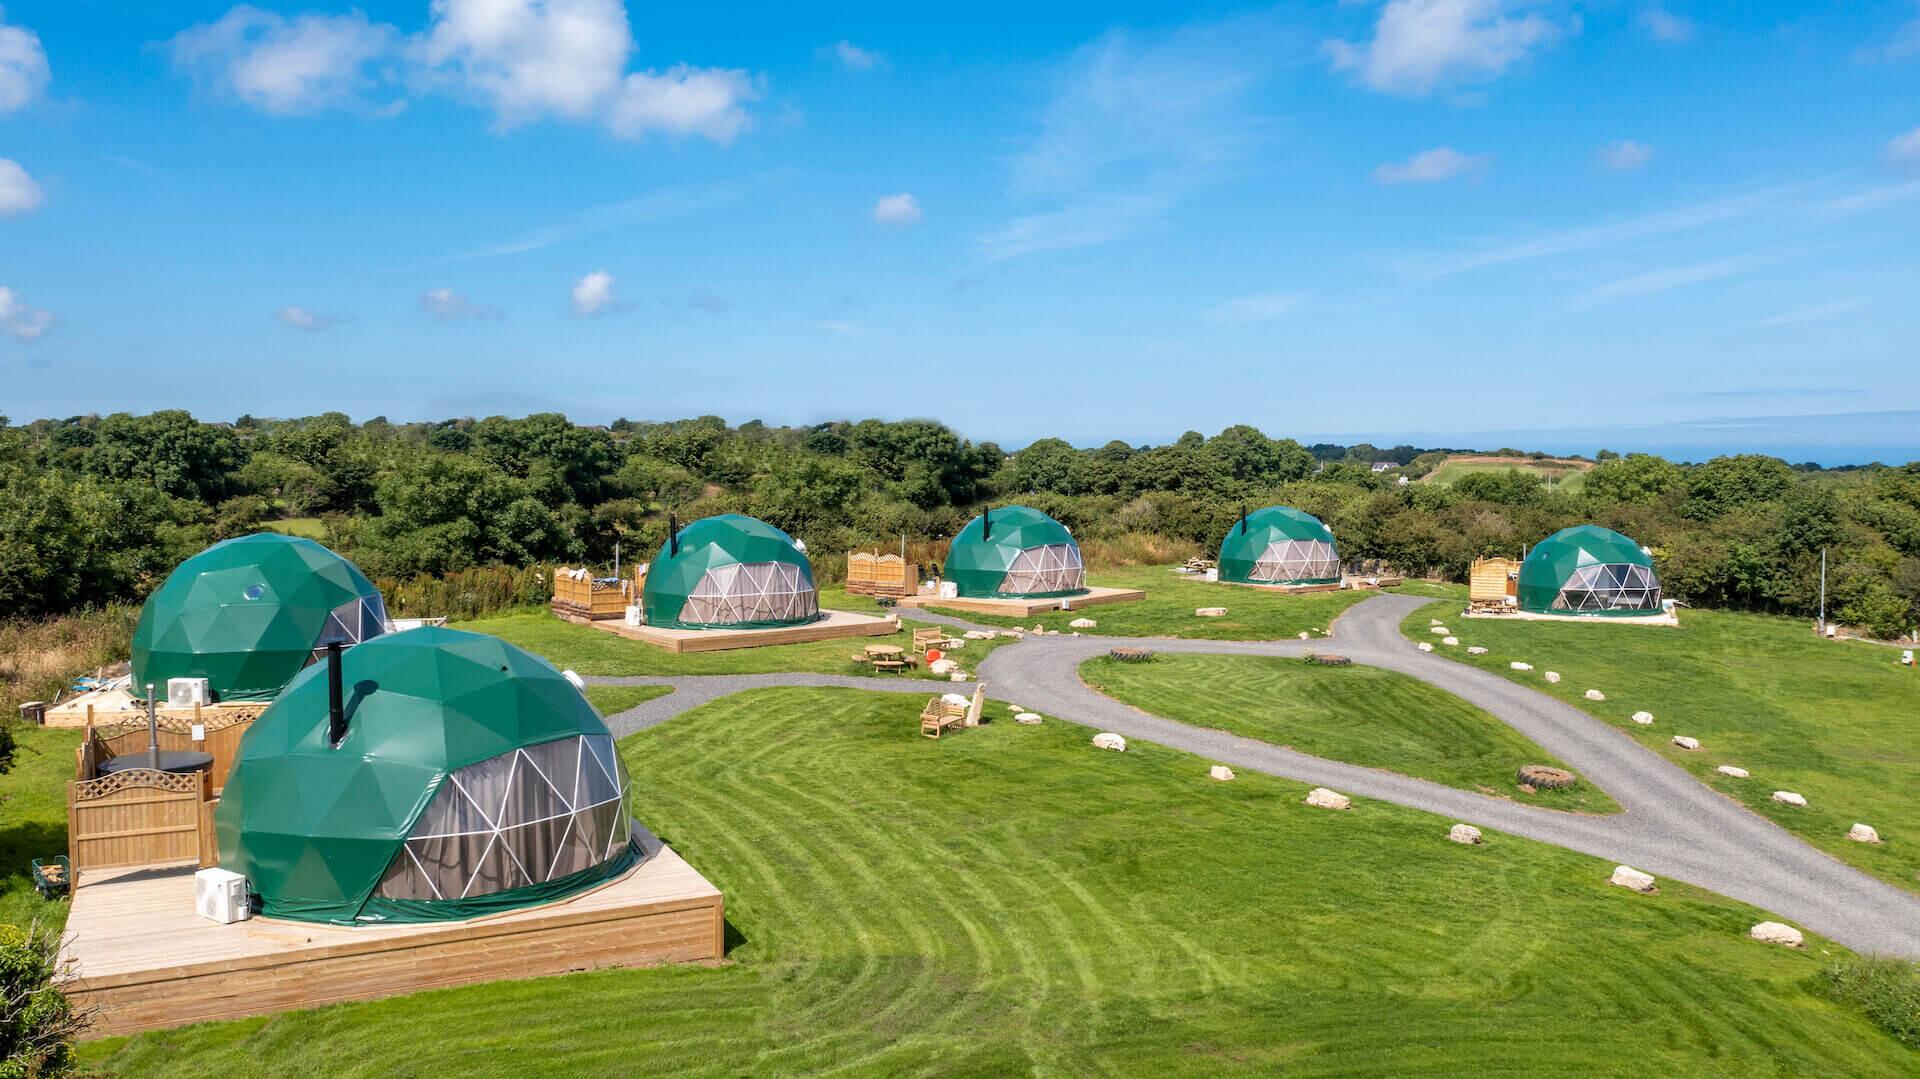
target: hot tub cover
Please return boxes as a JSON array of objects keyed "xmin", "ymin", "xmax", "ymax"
[
  {"xmin": 131, "ymin": 533, "xmax": 387, "ymax": 702},
  {"xmin": 215, "ymin": 626, "xmax": 637, "ymax": 924}
]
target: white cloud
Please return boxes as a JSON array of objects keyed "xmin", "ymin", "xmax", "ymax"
[
  {"xmin": 1326, "ymin": 0, "xmax": 1559, "ymax": 96},
  {"xmin": 166, "ymin": 6, "xmax": 398, "ymax": 114},
  {"xmin": 0, "ymin": 157, "xmax": 42, "ymax": 215},
  {"xmin": 1639, "ymin": 7, "xmax": 1695, "ymax": 45},
  {"xmin": 816, "ymin": 319, "xmax": 869, "ymax": 337},
  {"xmin": 570, "ymin": 270, "xmax": 617, "ymax": 316},
  {"xmin": 0, "ymin": 9, "xmax": 49, "ymax": 113},
  {"xmin": 1859, "ymin": 3, "xmax": 1920, "ymax": 61},
  {"xmin": 0, "ymin": 285, "xmax": 53, "ymax": 342},
  {"xmin": 162, "ymin": 1, "xmax": 760, "ymax": 143},
  {"xmin": 872, "ymin": 192, "xmax": 922, "ymax": 225},
  {"xmin": 605, "ymin": 65, "xmax": 757, "ymax": 142},
  {"xmin": 1757, "ymin": 297, "xmax": 1869, "ymax": 327},
  {"xmin": 1373, "ymin": 146, "xmax": 1488, "ymax": 184},
  {"xmin": 1579, "ymin": 254, "xmax": 1766, "ymax": 304},
  {"xmin": 1889, "ymin": 126, "xmax": 1920, "ymax": 170},
  {"xmin": 832, "ymin": 40, "xmax": 882, "ymax": 70},
  {"xmin": 1206, "ymin": 291, "xmax": 1304, "ymax": 324},
  {"xmin": 1597, "ymin": 139, "xmax": 1654, "ymax": 172},
  {"xmin": 978, "ymin": 191, "xmax": 1175, "ymax": 262},
  {"xmin": 276, "ymin": 305, "xmax": 340, "ymax": 330},
  {"xmin": 420, "ymin": 287, "xmax": 500, "ymax": 320}
]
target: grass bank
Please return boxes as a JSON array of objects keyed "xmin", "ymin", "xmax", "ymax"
[
  {"xmin": 1083, "ymin": 653, "xmax": 1620, "ymax": 814},
  {"xmin": 1400, "ymin": 595, "xmax": 1920, "ymax": 892},
  {"xmin": 83, "ymin": 687, "xmax": 1907, "ymax": 1074}
]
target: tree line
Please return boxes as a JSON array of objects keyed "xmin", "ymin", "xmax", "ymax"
[{"xmin": 1, "ymin": 411, "xmax": 1916, "ymax": 637}]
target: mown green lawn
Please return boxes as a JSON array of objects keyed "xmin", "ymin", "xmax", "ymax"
[
  {"xmin": 1400, "ymin": 594, "xmax": 1920, "ymax": 893},
  {"xmin": 262, "ymin": 517, "xmax": 327, "ymax": 540},
  {"xmin": 581, "ymin": 684, "xmax": 676, "ymax": 717},
  {"xmin": 926, "ymin": 564, "xmax": 1370, "ymax": 641},
  {"xmin": 459, "ymin": 610, "xmax": 1012, "ymax": 681},
  {"xmin": 81, "ymin": 687, "xmax": 1907, "ymax": 1075},
  {"xmin": 1083, "ymin": 653, "xmax": 1620, "ymax": 814},
  {"xmin": 0, "ymin": 724, "xmax": 81, "ymax": 934}
]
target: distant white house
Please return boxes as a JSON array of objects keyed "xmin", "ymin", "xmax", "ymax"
[{"xmin": 1370, "ymin": 461, "xmax": 1396, "ymax": 473}]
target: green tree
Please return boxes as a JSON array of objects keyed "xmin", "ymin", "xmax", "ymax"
[{"xmin": 1586, "ymin": 453, "xmax": 1680, "ymax": 505}]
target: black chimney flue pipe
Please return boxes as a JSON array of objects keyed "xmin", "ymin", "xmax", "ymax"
[
  {"xmin": 668, "ymin": 513, "xmax": 680, "ymax": 557},
  {"xmin": 326, "ymin": 643, "xmax": 346, "ymax": 746}
]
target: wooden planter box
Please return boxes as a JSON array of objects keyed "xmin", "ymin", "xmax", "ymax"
[{"xmin": 552, "ymin": 568, "xmax": 633, "ymax": 620}]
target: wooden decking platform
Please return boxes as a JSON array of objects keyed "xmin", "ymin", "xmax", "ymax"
[
  {"xmin": 1217, "ymin": 580, "xmax": 1346, "ymax": 594},
  {"xmin": 568, "ymin": 607, "xmax": 899, "ymax": 653},
  {"xmin": 893, "ymin": 586, "xmax": 1147, "ymax": 618},
  {"xmin": 1463, "ymin": 608, "xmax": 1680, "ymax": 627},
  {"xmin": 60, "ymin": 828, "xmax": 724, "ymax": 1037}
]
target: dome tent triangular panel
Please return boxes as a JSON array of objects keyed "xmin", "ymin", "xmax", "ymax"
[
  {"xmin": 215, "ymin": 627, "xmax": 639, "ymax": 924},
  {"xmin": 1217, "ymin": 506, "xmax": 1341, "ymax": 585},
  {"xmin": 130, "ymin": 533, "xmax": 389, "ymax": 702},
  {"xmin": 945, "ymin": 505, "xmax": 1088, "ymax": 599},
  {"xmin": 641, "ymin": 514, "xmax": 821, "ymax": 630},
  {"xmin": 1517, "ymin": 525, "xmax": 1663, "ymax": 616}
]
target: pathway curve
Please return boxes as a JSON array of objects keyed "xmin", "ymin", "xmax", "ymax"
[{"xmin": 590, "ymin": 593, "xmax": 1920, "ymax": 958}]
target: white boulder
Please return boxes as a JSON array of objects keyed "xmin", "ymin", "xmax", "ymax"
[
  {"xmin": 1442, "ymin": 636, "xmax": 1459, "ymax": 646},
  {"xmin": 1418, "ymin": 642, "xmax": 1435, "ymax": 653},
  {"xmin": 1632, "ymin": 710, "xmax": 1655, "ymax": 725},
  {"xmin": 1610, "ymin": 865, "xmax": 1658, "ymax": 893},
  {"xmin": 1006, "ymin": 703, "xmax": 1025, "ymax": 713},
  {"xmin": 1749, "ymin": 922, "xmax": 1804, "ymax": 948},
  {"xmin": 1467, "ymin": 646, "xmax": 1488, "ymax": 655},
  {"xmin": 945, "ymin": 639, "xmax": 965, "ymax": 650},
  {"xmin": 1430, "ymin": 618, "xmax": 1443, "ymax": 625},
  {"xmin": 1069, "ymin": 617, "xmax": 1097, "ymax": 629},
  {"xmin": 1671, "ymin": 736, "xmax": 1700, "ymax": 750},
  {"xmin": 1430, "ymin": 626, "xmax": 1450, "ymax": 635},
  {"xmin": 1304, "ymin": 787, "xmax": 1351, "ymax": 810},
  {"xmin": 928, "ymin": 659, "xmax": 958, "ymax": 675},
  {"xmin": 1584, "ymin": 689, "xmax": 1606, "ymax": 701},
  {"xmin": 1511, "ymin": 662, "xmax": 1533, "ymax": 671},
  {"xmin": 1847, "ymin": 823, "xmax": 1881, "ymax": 844},
  {"xmin": 1543, "ymin": 671, "xmax": 1561, "ymax": 683},
  {"xmin": 1448, "ymin": 823, "xmax": 1483, "ymax": 845},
  {"xmin": 1033, "ymin": 624, "xmax": 1046, "ymax": 633},
  {"xmin": 1298, "ymin": 631, "xmax": 1310, "ymax": 640},
  {"xmin": 1771, "ymin": 790, "xmax": 1808, "ymax": 808},
  {"xmin": 1715, "ymin": 765, "xmax": 1749, "ymax": 778},
  {"xmin": 950, "ymin": 672, "xmax": 969, "ymax": 682},
  {"xmin": 1092, "ymin": 732, "xmax": 1127, "ymax": 752},
  {"xmin": 940, "ymin": 692, "xmax": 969, "ymax": 705},
  {"xmin": 1015, "ymin": 712, "xmax": 1043, "ymax": 725},
  {"xmin": 1208, "ymin": 765, "xmax": 1235, "ymax": 782},
  {"xmin": 1195, "ymin": 607, "xmax": 1228, "ymax": 618}
]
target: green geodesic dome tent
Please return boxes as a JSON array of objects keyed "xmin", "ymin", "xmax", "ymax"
[
  {"xmin": 131, "ymin": 533, "xmax": 388, "ymax": 702},
  {"xmin": 642, "ymin": 514, "xmax": 820, "ymax": 630},
  {"xmin": 1518, "ymin": 525, "xmax": 1663, "ymax": 616},
  {"xmin": 216, "ymin": 626, "xmax": 638, "ymax": 924},
  {"xmin": 1217, "ymin": 506, "xmax": 1341, "ymax": 585},
  {"xmin": 945, "ymin": 505, "xmax": 1087, "ymax": 599}
]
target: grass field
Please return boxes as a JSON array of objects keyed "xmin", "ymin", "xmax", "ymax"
[
  {"xmin": 581, "ymin": 684, "xmax": 675, "ymax": 716},
  {"xmin": 262, "ymin": 517, "xmax": 328, "ymax": 540},
  {"xmin": 1423, "ymin": 456, "xmax": 1590, "ymax": 493},
  {"xmin": 459, "ymin": 610, "xmax": 1013, "ymax": 680},
  {"xmin": 1083, "ymin": 653, "xmax": 1620, "ymax": 814},
  {"xmin": 80, "ymin": 688, "xmax": 1908, "ymax": 1075},
  {"xmin": 0, "ymin": 724, "xmax": 81, "ymax": 934},
  {"xmin": 1400, "ymin": 594, "xmax": 1920, "ymax": 893},
  {"xmin": 925, "ymin": 565, "xmax": 1370, "ymax": 641}
]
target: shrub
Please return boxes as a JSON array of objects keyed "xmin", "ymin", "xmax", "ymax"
[
  {"xmin": 0, "ymin": 921, "xmax": 85, "ymax": 1078},
  {"xmin": 1822, "ymin": 956, "xmax": 1920, "ymax": 1049}
]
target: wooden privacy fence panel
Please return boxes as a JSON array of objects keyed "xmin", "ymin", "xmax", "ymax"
[
  {"xmin": 845, "ymin": 552, "xmax": 919, "ymax": 597},
  {"xmin": 68, "ymin": 768, "xmax": 210, "ymax": 872},
  {"xmin": 1470, "ymin": 558, "xmax": 1520, "ymax": 605},
  {"xmin": 552, "ymin": 568, "xmax": 632, "ymax": 619}
]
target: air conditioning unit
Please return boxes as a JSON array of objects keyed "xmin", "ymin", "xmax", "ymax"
[
  {"xmin": 167, "ymin": 677, "xmax": 211, "ymax": 708},
  {"xmin": 195, "ymin": 867, "xmax": 251, "ymax": 924},
  {"xmin": 938, "ymin": 581, "xmax": 959, "ymax": 599}
]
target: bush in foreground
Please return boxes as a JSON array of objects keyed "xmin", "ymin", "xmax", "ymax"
[
  {"xmin": 0, "ymin": 921, "xmax": 85, "ymax": 1078},
  {"xmin": 1823, "ymin": 956, "xmax": 1920, "ymax": 1049}
]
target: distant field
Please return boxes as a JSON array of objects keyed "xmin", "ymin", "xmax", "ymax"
[
  {"xmin": 262, "ymin": 517, "xmax": 327, "ymax": 540},
  {"xmin": 1423, "ymin": 455, "xmax": 1592, "ymax": 493}
]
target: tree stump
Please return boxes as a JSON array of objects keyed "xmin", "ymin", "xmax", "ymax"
[
  {"xmin": 1108, "ymin": 647, "xmax": 1155, "ymax": 662},
  {"xmin": 1516, "ymin": 764, "xmax": 1578, "ymax": 790},
  {"xmin": 1307, "ymin": 654, "xmax": 1352, "ymax": 667}
]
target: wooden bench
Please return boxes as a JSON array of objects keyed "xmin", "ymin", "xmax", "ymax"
[
  {"xmin": 920, "ymin": 698, "xmax": 967, "ymax": 739},
  {"xmin": 912, "ymin": 627, "xmax": 952, "ymax": 654}
]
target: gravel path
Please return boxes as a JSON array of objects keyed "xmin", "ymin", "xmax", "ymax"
[{"xmin": 590, "ymin": 592, "xmax": 1920, "ymax": 958}]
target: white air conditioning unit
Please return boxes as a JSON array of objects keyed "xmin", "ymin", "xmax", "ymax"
[
  {"xmin": 195, "ymin": 867, "xmax": 251, "ymax": 924},
  {"xmin": 938, "ymin": 581, "xmax": 959, "ymax": 599},
  {"xmin": 167, "ymin": 677, "xmax": 211, "ymax": 708}
]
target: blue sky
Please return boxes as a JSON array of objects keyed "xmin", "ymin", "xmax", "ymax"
[{"xmin": 1, "ymin": 1, "xmax": 1917, "ymax": 462}]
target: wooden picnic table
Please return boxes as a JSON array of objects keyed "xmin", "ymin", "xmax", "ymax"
[{"xmin": 863, "ymin": 644, "xmax": 905, "ymax": 658}]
